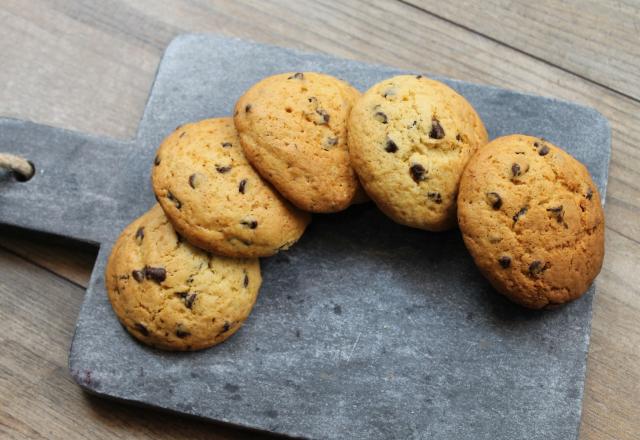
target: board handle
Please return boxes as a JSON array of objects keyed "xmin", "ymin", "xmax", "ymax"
[{"xmin": 0, "ymin": 118, "xmax": 135, "ymax": 244}]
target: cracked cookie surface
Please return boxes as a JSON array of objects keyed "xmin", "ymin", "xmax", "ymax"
[
  {"xmin": 151, "ymin": 118, "xmax": 310, "ymax": 258},
  {"xmin": 105, "ymin": 204, "xmax": 261, "ymax": 351},
  {"xmin": 348, "ymin": 75, "xmax": 488, "ymax": 231},
  {"xmin": 234, "ymin": 72, "xmax": 361, "ymax": 213},
  {"xmin": 457, "ymin": 135, "xmax": 605, "ymax": 309}
]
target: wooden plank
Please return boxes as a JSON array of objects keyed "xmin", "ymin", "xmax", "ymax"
[
  {"xmin": 404, "ymin": 0, "xmax": 640, "ymax": 100},
  {"xmin": 0, "ymin": 226, "xmax": 96, "ymax": 287},
  {"xmin": 0, "ymin": 0, "xmax": 638, "ymax": 439}
]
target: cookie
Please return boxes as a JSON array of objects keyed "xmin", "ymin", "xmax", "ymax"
[
  {"xmin": 348, "ymin": 75, "xmax": 488, "ymax": 231},
  {"xmin": 234, "ymin": 72, "xmax": 361, "ymax": 213},
  {"xmin": 105, "ymin": 204, "xmax": 261, "ymax": 351},
  {"xmin": 151, "ymin": 118, "xmax": 310, "ymax": 258},
  {"xmin": 457, "ymin": 135, "xmax": 605, "ymax": 309}
]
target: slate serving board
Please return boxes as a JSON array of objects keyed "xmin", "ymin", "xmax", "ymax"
[{"xmin": 0, "ymin": 34, "xmax": 610, "ymax": 440}]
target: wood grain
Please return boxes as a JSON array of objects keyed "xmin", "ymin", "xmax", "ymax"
[
  {"xmin": 405, "ymin": 0, "xmax": 640, "ymax": 100},
  {"xmin": 0, "ymin": 0, "xmax": 638, "ymax": 439}
]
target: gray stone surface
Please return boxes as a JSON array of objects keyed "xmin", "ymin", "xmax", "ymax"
[{"xmin": 0, "ymin": 34, "xmax": 611, "ymax": 440}]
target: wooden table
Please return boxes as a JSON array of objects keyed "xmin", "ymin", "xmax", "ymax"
[{"xmin": 1, "ymin": 1, "xmax": 638, "ymax": 438}]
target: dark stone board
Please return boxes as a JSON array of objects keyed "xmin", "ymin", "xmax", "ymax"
[{"xmin": 0, "ymin": 34, "xmax": 611, "ymax": 440}]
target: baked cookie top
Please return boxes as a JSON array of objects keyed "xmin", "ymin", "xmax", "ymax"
[
  {"xmin": 234, "ymin": 72, "xmax": 361, "ymax": 213},
  {"xmin": 457, "ymin": 135, "xmax": 605, "ymax": 309},
  {"xmin": 105, "ymin": 204, "xmax": 261, "ymax": 351},
  {"xmin": 348, "ymin": 75, "xmax": 488, "ymax": 231},
  {"xmin": 151, "ymin": 118, "xmax": 310, "ymax": 258}
]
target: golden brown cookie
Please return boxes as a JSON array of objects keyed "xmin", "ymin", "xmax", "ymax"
[
  {"xmin": 348, "ymin": 75, "xmax": 488, "ymax": 231},
  {"xmin": 105, "ymin": 205, "xmax": 261, "ymax": 351},
  {"xmin": 234, "ymin": 72, "xmax": 361, "ymax": 213},
  {"xmin": 457, "ymin": 135, "xmax": 605, "ymax": 309},
  {"xmin": 151, "ymin": 118, "xmax": 310, "ymax": 258}
]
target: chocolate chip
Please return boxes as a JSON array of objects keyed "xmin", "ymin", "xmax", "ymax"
[
  {"xmin": 427, "ymin": 192, "xmax": 442, "ymax": 204},
  {"xmin": 538, "ymin": 145, "xmax": 550, "ymax": 156},
  {"xmin": 416, "ymin": 75, "xmax": 423, "ymax": 79},
  {"xmin": 238, "ymin": 179, "xmax": 247, "ymax": 194},
  {"xmin": 134, "ymin": 323, "xmax": 149, "ymax": 336},
  {"xmin": 177, "ymin": 292, "xmax": 197, "ymax": 309},
  {"xmin": 385, "ymin": 138, "xmax": 398, "ymax": 153},
  {"xmin": 240, "ymin": 219, "xmax": 258, "ymax": 229},
  {"xmin": 176, "ymin": 325, "xmax": 190, "ymax": 338},
  {"xmin": 288, "ymin": 72, "xmax": 304, "ymax": 79},
  {"xmin": 245, "ymin": 104, "xmax": 252, "ymax": 113},
  {"xmin": 135, "ymin": 227, "xmax": 144, "ymax": 242},
  {"xmin": 410, "ymin": 120, "xmax": 417, "ymax": 128},
  {"xmin": 429, "ymin": 118, "xmax": 445, "ymax": 139},
  {"xmin": 546, "ymin": 205, "xmax": 564, "ymax": 223},
  {"xmin": 154, "ymin": 155, "xmax": 161, "ymax": 166},
  {"xmin": 486, "ymin": 192, "xmax": 502, "ymax": 209},
  {"xmin": 216, "ymin": 165, "xmax": 231, "ymax": 174},
  {"xmin": 315, "ymin": 109, "xmax": 330, "ymax": 125},
  {"xmin": 456, "ymin": 134, "xmax": 462, "ymax": 142},
  {"xmin": 374, "ymin": 111, "xmax": 388, "ymax": 124},
  {"xmin": 512, "ymin": 163, "xmax": 522, "ymax": 178},
  {"xmin": 498, "ymin": 256, "xmax": 511, "ymax": 268},
  {"xmin": 528, "ymin": 260, "xmax": 548, "ymax": 277},
  {"xmin": 221, "ymin": 142, "xmax": 232, "ymax": 148},
  {"xmin": 188, "ymin": 174, "xmax": 197, "ymax": 189},
  {"xmin": 175, "ymin": 124, "xmax": 183, "ymax": 131},
  {"xmin": 221, "ymin": 322, "xmax": 231, "ymax": 333},
  {"xmin": 244, "ymin": 273, "xmax": 249, "ymax": 288},
  {"xmin": 144, "ymin": 266, "xmax": 166, "ymax": 283},
  {"xmin": 167, "ymin": 191, "xmax": 181, "ymax": 209},
  {"xmin": 132, "ymin": 270, "xmax": 145, "ymax": 283},
  {"xmin": 382, "ymin": 87, "xmax": 396, "ymax": 98},
  {"xmin": 409, "ymin": 164, "xmax": 427, "ymax": 183},
  {"xmin": 513, "ymin": 206, "xmax": 528, "ymax": 223},
  {"xmin": 586, "ymin": 188, "xmax": 593, "ymax": 200},
  {"xmin": 324, "ymin": 137, "xmax": 338, "ymax": 149}
]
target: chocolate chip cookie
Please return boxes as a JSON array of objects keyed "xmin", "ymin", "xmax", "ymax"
[
  {"xmin": 348, "ymin": 75, "xmax": 488, "ymax": 231},
  {"xmin": 105, "ymin": 204, "xmax": 262, "ymax": 351},
  {"xmin": 457, "ymin": 135, "xmax": 605, "ymax": 309},
  {"xmin": 234, "ymin": 72, "xmax": 361, "ymax": 213},
  {"xmin": 151, "ymin": 118, "xmax": 310, "ymax": 258}
]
